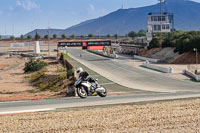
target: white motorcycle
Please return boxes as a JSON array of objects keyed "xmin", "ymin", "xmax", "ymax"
[{"xmin": 74, "ymin": 77, "xmax": 107, "ymax": 98}]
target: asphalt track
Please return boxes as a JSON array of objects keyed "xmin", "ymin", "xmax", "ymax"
[
  {"xmin": 68, "ymin": 48, "xmax": 200, "ymax": 93},
  {"xmin": 1, "ymin": 48, "xmax": 200, "ymax": 114}
]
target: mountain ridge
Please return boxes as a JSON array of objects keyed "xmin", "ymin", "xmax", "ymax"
[{"xmin": 25, "ymin": 0, "xmax": 200, "ymax": 36}]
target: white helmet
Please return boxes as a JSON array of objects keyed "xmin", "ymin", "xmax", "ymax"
[{"xmin": 76, "ymin": 67, "xmax": 83, "ymax": 75}]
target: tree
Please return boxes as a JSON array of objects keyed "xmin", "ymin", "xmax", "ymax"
[
  {"xmin": 20, "ymin": 34, "xmax": 24, "ymax": 40},
  {"xmin": 27, "ymin": 35, "xmax": 32, "ymax": 40},
  {"xmin": 148, "ymin": 37, "xmax": 162, "ymax": 49},
  {"xmin": 137, "ymin": 30, "xmax": 146, "ymax": 37},
  {"xmin": 71, "ymin": 34, "xmax": 76, "ymax": 39},
  {"xmin": 61, "ymin": 34, "xmax": 67, "ymax": 39},
  {"xmin": 80, "ymin": 35, "xmax": 85, "ymax": 39},
  {"xmin": 44, "ymin": 34, "xmax": 49, "ymax": 40},
  {"xmin": 53, "ymin": 34, "xmax": 57, "ymax": 39},
  {"xmin": 0, "ymin": 35, "xmax": 1, "ymax": 40},
  {"xmin": 106, "ymin": 34, "xmax": 111, "ymax": 38},
  {"xmin": 128, "ymin": 31, "xmax": 137, "ymax": 38},
  {"xmin": 88, "ymin": 33, "xmax": 94, "ymax": 38},
  {"xmin": 10, "ymin": 35, "xmax": 15, "ymax": 40},
  {"xmin": 35, "ymin": 32, "xmax": 41, "ymax": 40},
  {"xmin": 114, "ymin": 34, "xmax": 119, "ymax": 39}
]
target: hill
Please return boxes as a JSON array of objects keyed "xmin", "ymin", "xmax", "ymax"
[
  {"xmin": 25, "ymin": 29, "xmax": 64, "ymax": 38},
  {"xmin": 26, "ymin": 0, "xmax": 200, "ymax": 36}
]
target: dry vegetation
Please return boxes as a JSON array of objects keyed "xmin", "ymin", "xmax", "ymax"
[
  {"xmin": 0, "ymin": 55, "xmax": 69, "ymax": 101},
  {"xmin": 0, "ymin": 99, "xmax": 200, "ymax": 133}
]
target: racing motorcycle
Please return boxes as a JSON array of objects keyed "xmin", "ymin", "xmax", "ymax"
[{"xmin": 74, "ymin": 77, "xmax": 107, "ymax": 98}]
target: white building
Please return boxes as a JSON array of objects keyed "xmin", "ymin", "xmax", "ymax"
[{"xmin": 147, "ymin": 13, "xmax": 174, "ymax": 33}]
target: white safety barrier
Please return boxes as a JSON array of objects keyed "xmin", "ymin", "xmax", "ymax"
[
  {"xmin": 184, "ymin": 70, "xmax": 200, "ymax": 81},
  {"xmin": 134, "ymin": 55, "xmax": 159, "ymax": 63},
  {"xmin": 142, "ymin": 62, "xmax": 173, "ymax": 73},
  {"xmin": 10, "ymin": 43, "xmax": 25, "ymax": 49}
]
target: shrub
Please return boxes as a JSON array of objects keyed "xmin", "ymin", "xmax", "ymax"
[
  {"xmin": 24, "ymin": 59, "xmax": 48, "ymax": 72},
  {"xmin": 67, "ymin": 68, "xmax": 74, "ymax": 79}
]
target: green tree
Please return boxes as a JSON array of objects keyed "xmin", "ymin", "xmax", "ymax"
[
  {"xmin": 71, "ymin": 34, "xmax": 76, "ymax": 39},
  {"xmin": 35, "ymin": 33, "xmax": 41, "ymax": 40},
  {"xmin": 61, "ymin": 34, "xmax": 67, "ymax": 39},
  {"xmin": 148, "ymin": 37, "xmax": 162, "ymax": 49},
  {"xmin": 0, "ymin": 35, "xmax": 1, "ymax": 40},
  {"xmin": 106, "ymin": 34, "xmax": 111, "ymax": 38},
  {"xmin": 88, "ymin": 33, "xmax": 94, "ymax": 38},
  {"xmin": 114, "ymin": 34, "xmax": 119, "ymax": 39},
  {"xmin": 80, "ymin": 35, "xmax": 85, "ymax": 39},
  {"xmin": 10, "ymin": 35, "xmax": 15, "ymax": 40},
  {"xmin": 53, "ymin": 34, "xmax": 57, "ymax": 39},
  {"xmin": 137, "ymin": 30, "xmax": 146, "ymax": 37},
  {"xmin": 20, "ymin": 34, "xmax": 24, "ymax": 40},
  {"xmin": 128, "ymin": 31, "xmax": 137, "ymax": 38},
  {"xmin": 27, "ymin": 35, "xmax": 32, "ymax": 40},
  {"xmin": 44, "ymin": 34, "xmax": 49, "ymax": 40}
]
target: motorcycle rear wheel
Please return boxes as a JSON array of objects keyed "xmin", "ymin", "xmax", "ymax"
[{"xmin": 77, "ymin": 86, "xmax": 87, "ymax": 98}]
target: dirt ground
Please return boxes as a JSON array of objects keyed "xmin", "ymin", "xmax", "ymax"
[
  {"xmin": 0, "ymin": 98, "xmax": 200, "ymax": 133},
  {"xmin": 0, "ymin": 55, "xmax": 64, "ymax": 101}
]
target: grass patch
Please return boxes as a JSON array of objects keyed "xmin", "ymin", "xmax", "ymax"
[
  {"xmin": 36, "ymin": 74, "xmax": 66, "ymax": 92},
  {"xmin": 64, "ymin": 54, "xmax": 71, "ymax": 59},
  {"xmin": 30, "ymin": 68, "xmax": 47, "ymax": 83},
  {"xmin": 54, "ymin": 68, "xmax": 66, "ymax": 73},
  {"xmin": 0, "ymin": 91, "xmax": 16, "ymax": 94}
]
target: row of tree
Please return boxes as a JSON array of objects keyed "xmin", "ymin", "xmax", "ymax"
[
  {"xmin": 149, "ymin": 30, "xmax": 200, "ymax": 54},
  {"xmin": 0, "ymin": 30, "xmax": 146, "ymax": 40}
]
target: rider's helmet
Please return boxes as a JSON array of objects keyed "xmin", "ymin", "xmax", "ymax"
[{"xmin": 76, "ymin": 67, "xmax": 83, "ymax": 75}]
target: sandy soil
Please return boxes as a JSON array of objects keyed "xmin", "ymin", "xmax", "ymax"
[
  {"xmin": 0, "ymin": 55, "xmax": 63, "ymax": 101},
  {"xmin": 0, "ymin": 98, "xmax": 200, "ymax": 132}
]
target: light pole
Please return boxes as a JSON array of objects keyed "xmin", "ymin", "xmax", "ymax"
[
  {"xmin": 47, "ymin": 28, "xmax": 50, "ymax": 56},
  {"xmin": 194, "ymin": 48, "xmax": 198, "ymax": 74}
]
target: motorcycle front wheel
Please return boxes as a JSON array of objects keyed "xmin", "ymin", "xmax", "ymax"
[
  {"xmin": 97, "ymin": 87, "xmax": 107, "ymax": 97},
  {"xmin": 77, "ymin": 86, "xmax": 87, "ymax": 98}
]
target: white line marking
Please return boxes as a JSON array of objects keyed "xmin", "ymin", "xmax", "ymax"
[{"xmin": 0, "ymin": 108, "xmax": 55, "ymax": 115}]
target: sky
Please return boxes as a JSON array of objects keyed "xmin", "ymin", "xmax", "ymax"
[{"xmin": 0, "ymin": 0, "xmax": 200, "ymax": 36}]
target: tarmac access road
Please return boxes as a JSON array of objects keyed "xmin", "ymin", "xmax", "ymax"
[
  {"xmin": 1, "ymin": 91, "xmax": 200, "ymax": 115},
  {"xmin": 68, "ymin": 48, "xmax": 200, "ymax": 93}
]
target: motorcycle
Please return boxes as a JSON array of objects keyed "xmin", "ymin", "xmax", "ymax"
[{"xmin": 74, "ymin": 77, "xmax": 107, "ymax": 98}]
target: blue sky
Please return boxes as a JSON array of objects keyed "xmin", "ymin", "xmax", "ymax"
[{"xmin": 0, "ymin": 0, "xmax": 199, "ymax": 36}]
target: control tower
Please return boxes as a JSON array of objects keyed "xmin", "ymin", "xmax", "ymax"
[{"xmin": 147, "ymin": 0, "xmax": 174, "ymax": 41}]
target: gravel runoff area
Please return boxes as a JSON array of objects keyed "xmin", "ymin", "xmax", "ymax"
[{"xmin": 0, "ymin": 98, "xmax": 200, "ymax": 133}]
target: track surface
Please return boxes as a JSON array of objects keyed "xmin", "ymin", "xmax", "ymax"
[
  {"xmin": 1, "ymin": 48, "xmax": 200, "ymax": 114},
  {"xmin": 68, "ymin": 48, "xmax": 200, "ymax": 92}
]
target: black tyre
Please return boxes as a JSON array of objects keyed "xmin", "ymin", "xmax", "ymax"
[
  {"xmin": 97, "ymin": 87, "xmax": 107, "ymax": 97},
  {"xmin": 77, "ymin": 86, "xmax": 87, "ymax": 98}
]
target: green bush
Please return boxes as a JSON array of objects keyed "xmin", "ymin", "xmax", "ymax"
[
  {"xmin": 24, "ymin": 59, "xmax": 48, "ymax": 72},
  {"xmin": 67, "ymin": 68, "xmax": 74, "ymax": 79}
]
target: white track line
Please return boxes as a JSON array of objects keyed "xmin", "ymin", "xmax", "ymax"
[{"xmin": 0, "ymin": 108, "xmax": 55, "ymax": 115}]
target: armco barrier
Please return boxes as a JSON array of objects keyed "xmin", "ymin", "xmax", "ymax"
[
  {"xmin": 142, "ymin": 62, "xmax": 173, "ymax": 73},
  {"xmin": 134, "ymin": 55, "xmax": 159, "ymax": 63},
  {"xmin": 87, "ymin": 50, "xmax": 116, "ymax": 59},
  {"xmin": 184, "ymin": 70, "xmax": 200, "ymax": 81}
]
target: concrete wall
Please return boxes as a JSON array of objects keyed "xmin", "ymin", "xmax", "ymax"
[
  {"xmin": 142, "ymin": 62, "xmax": 173, "ymax": 73},
  {"xmin": 134, "ymin": 55, "xmax": 159, "ymax": 63},
  {"xmin": 184, "ymin": 70, "xmax": 200, "ymax": 82}
]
